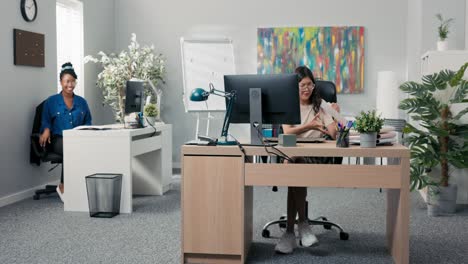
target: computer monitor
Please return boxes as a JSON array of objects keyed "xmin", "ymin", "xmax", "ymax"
[
  {"xmin": 125, "ymin": 80, "xmax": 145, "ymax": 114},
  {"xmin": 224, "ymin": 74, "xmax": 300, "ymax": 145}
]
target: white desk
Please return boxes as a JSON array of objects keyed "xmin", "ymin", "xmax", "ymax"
[{"xmin": 63, "ymin": 123, "xmax": 172, "ymax": 213}]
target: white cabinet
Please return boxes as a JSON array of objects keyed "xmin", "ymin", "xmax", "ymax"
[{"xmin": 421, "ymin": 50, "xmax": 468, "ymax": 75}]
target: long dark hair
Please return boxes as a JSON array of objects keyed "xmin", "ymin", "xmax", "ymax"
[{"xmin": 295, "ymin": 66, "xmax": 321, "ymax": 113}]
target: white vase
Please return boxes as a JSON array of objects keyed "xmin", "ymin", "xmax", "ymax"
[
  {"xmin": 437, "ymin": 40, "xmax": 449, "ymax": 51},
  {"xmin": 145, "ymin": 116, "xmax": 156, "ymax": 126}
]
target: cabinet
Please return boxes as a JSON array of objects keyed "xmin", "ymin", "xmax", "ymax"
[
  {"xmin": 421, "ymin": 50, "xmax": 468, "ymax": 75},
  {"xmin": 181, "ymin": 151, "xmax": 252, "ymax": 263}
]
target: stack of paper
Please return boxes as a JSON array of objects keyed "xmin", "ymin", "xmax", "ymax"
[{"xmin": 349, "ymin": 126, "xmax": 397, "ymax": 145}]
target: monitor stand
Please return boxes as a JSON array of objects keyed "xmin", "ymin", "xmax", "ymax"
[{"xmin": 249, "ymin": 88, "xmax": 264, "ymax": 146}]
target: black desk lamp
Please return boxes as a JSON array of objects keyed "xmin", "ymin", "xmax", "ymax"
[{"xmin": 190, "ymin": 83, "xmax": 237, "ymax": 145}]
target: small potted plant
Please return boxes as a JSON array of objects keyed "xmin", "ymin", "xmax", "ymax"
[
  {"xmin": 436, "ymin": 13, "xmax": 454, "ymax": 51},
  {"xmin": 354, "ymin": 110, "xmax": 384, "ymax": 148},
  {"xmin": 144, "ymin": 103, "xmax": 158, "ymax": 126}
]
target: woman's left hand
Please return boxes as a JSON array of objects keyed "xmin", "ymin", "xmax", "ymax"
[{"xmin": 331, "ymin": 103, "xmax": 340, "ymax": 113}]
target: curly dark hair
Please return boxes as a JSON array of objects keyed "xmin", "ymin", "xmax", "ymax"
[
  {"xmin": 295, "ymin": 66, "xmax": 321, "ymax": 113},
  {"xmin": 59, "ymin": 62, "xmax": 78, "ymax": 80}
]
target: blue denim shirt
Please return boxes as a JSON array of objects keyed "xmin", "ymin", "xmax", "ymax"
[{"xmin": 40, "ymin": 92, "xmax": 92, "ymax": 136}]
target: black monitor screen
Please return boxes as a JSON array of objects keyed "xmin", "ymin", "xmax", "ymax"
[
  {"xmin": 224, "ymin": 74, "xmax": 300, "ymax": 125},
  {"xmin": 125, "ymin": 80, "xmax": 145, "ymax": 114}
]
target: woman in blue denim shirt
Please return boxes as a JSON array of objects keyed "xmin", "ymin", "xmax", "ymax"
[{"xmin": 39, "ymin": 62, "xmax": 92, "ymax": 201}]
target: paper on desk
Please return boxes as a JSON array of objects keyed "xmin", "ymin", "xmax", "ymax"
[{"xmin": 320, "ymin": 99, "xmax": 347, "ymax": 124}]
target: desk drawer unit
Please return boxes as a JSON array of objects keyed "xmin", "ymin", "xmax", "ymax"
[{"xmin": 182, "ymin": 154, "xmax": 248, "ymax": 264}]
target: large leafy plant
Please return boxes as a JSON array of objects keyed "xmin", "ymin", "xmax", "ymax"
[
  {"xmin": 84, "ymin": 34, "xmax": 165, "ymax": 123},
  {"xmin": 399, "ymin": 63, "xmax": 468, "ymax": 191}
]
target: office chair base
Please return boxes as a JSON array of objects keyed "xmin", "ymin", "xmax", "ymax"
[
  {"xmin": 261, "ymin": 215, "xmax": 349, "ymax": 241},
  {"xmin": 33, "ymin": 185, "xmax": 57, "ymax": 200}
]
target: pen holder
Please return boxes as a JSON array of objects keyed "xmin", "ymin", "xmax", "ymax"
[{"xmin": 336, "ymin": 131, "xmax": 349, "ymax": 148}]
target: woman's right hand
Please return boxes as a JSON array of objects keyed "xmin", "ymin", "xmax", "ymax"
[
  {"xmin": 305, "ymin": 113, "xmax": 324, "ymax": 132},
  {"xmin": 39, "ymin": 128, "xmax": 51, "ymax": 148}
]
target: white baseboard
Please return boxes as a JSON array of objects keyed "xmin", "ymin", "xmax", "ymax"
[{"xmin": 0, "ymin": 181, "xmax": 58, "ymax": 208}]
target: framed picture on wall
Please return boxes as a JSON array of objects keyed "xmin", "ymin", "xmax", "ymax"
[
  {"xmin": 257, "ymin": 26, "xmax": 365, "ymax": 94},
  {"xmin": 14, "ymin": 28, "xmax": 45, "ymax": 67}
]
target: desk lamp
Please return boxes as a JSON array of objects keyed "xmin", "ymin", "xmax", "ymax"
[{"xmin": 190, "ymin": 83, "xmax": 237, "ymax": 145}]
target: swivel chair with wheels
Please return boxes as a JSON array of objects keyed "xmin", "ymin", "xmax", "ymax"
[
  {"xmin": 261, "ymin": 80, "xmax": 349, "ymax": 241},
  {"xmin": 30, "ymin": 100, "xmax": 63, "ymax": 200}
]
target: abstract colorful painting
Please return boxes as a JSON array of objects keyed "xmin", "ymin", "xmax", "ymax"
[{"xmin": 257, "ymin": 27, "xmax": 365, "ymax": 94}]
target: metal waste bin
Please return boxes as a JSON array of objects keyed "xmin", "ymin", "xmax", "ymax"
[{"xmin": 85, "ymin": 173, "xmax": 122, "ymax": 218}]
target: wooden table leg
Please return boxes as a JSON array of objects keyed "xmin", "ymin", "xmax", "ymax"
[{"xmin": 386, "ymin": 158, "xmax": 410, "ymax": 264}]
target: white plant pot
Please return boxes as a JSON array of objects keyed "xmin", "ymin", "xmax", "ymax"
[
  {"xmin": 427, "ymin": 184, "xmax": 458, "ymax": 216},
  {"xmin": 145, "ymin": 116, "xmax": 156, "ymax": 126},
  {"xmin": 437, "ymin": 40, "xmax": 449, "ymax": 51}
]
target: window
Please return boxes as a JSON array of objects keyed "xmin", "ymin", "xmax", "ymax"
[{"xmin": 56, "ymin": 0, "xmax": 84, "ymax": 96}]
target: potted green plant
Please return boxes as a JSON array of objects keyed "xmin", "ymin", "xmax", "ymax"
[
  {"xmin": 144, "ymin": 103, "xmax": 158, "ymax": 126},
  {"xmin": 354, "ymin": 110, "xmax": 384, "ymax": 148},
  {"xmin": 436, "ymin": 13, "xmax": 454, "ymax": 51},
  {"xmin": 399, "ymin": 63, "xmax": 468, "ymax": 216},
  {"xmin": 84, "ymin": 33, "xmax": 165, "ymax": 123}
]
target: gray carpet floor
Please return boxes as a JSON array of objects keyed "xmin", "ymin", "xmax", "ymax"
[{"xmin": 1, "ymin": 179, "xmax": 467, "ymax": 264}]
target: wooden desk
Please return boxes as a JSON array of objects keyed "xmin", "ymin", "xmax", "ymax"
[{"xmin": 181, "ymin": 142, "xmax": 410, "ymax": 264}]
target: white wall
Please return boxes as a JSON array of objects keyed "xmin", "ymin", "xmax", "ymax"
[
  {"xmin": 114, "ymin": 0, "xmax": 409, "ymax": 163},
  {"xmin": 466, "ymin": 0, "xmax": 468, "ymax": 48},
  {"xmin": 0, "ymin": 0, "xmax": 58, "ymax": 201},
  {"xmin": 405, "ymin": 0, "xmax": 465, "ymax": 82},
  {"xmin": 406, "ymin": 0, "xmax": 423, "ymax": 81},
  {"xmin": 82, "ymin": 0, "xmax": 116, "ymax": 125},
  {"xmin": 0, "ymin": 0, "xmax": 115, "ymax": 202},
  {"xmin": 422, "ymin": 0, "xmax": 466, "ymax": 52}
]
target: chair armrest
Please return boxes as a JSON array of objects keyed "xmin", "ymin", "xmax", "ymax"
[{"xmin": 31, "ymin": 133, "xmax": 46, "ymax": 158}]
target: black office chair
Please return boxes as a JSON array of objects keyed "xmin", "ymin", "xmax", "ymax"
[
  {"xmin": 261, "ymin": 80, "xmax": 349, "ymax": 241},
  {"xmin": 30, "ymin": 100, "xmax": 63, "ymax": 200}
]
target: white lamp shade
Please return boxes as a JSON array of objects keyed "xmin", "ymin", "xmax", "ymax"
[{"xmin": 376, "ymin": 71, "xmax": 399, "ymax": 119}]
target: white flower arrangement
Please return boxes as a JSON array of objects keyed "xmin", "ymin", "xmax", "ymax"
[{"xmin": 84, "ymin": 33, "xmax": 165, "ymax": 123}]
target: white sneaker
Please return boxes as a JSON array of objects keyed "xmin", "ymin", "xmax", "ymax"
[
  {"xmin": 56, "ymin": 186, "xmax": 64, "ymax": 203},
  {"xmin": 275, "ymin": 231, "xmax": 297, "ymax": 254},
  {"xmin": 298, "ymin": 222, "xmax": 318, "ymax": 247}
]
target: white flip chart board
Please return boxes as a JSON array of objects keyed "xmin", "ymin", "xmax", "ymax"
[{"xmin": 180, "ymin": 38, "xmax": 236, "ymax": 112}]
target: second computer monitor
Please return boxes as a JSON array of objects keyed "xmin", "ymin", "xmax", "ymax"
[
  {"xmin": 125, "ymin": 80, "xmax": 145, "ymax": 114},
  {"xmin": 224, "ymin": 74, "xmax": 300, "ymax": 145}
]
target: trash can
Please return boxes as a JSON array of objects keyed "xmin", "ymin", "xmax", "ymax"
[{"xmin": 85, "ymin": 173, "xmax": 122, "ymax": 218}]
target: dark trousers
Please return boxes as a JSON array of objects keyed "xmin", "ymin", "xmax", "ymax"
[{"xmin": 48, "ymin": 135, "xmax": 64, "ymax": 183}]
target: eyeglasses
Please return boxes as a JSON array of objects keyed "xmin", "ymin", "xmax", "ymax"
[{"xmin": 299, "ymin": 83, "xmax": 315, "ymax": 91}]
